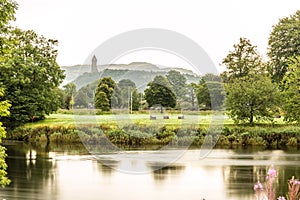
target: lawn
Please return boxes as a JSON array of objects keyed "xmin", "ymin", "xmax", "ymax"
[{"xmin": 25, "ymin": 110, "xmax": 285, "ymax": 128}]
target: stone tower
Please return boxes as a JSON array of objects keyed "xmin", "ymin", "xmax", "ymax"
[{"xmin": 91, "ymin": 55, "xmax": 98, "ymax": 73}]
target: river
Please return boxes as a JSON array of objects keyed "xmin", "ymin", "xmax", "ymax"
[{"xmin": 0, "ymin": 142, "xmax": 299, "ymax": 200}]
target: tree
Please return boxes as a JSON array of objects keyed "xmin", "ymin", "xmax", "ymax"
[
  {"xmin": 144, "ymin": 75, "xmax": 176, "ymax": 113},
  {"xmin": 131, "ymin": 89, "xmax": 140, "ymax": 111},
  {"xmin": 226, "ymin": 74, "xmax": 279, "ymax": 124},
  {"xmin": 117, "ymin": 79, "xmax": 140, "ymax": 110},
  {"xmin": 74, "ymin": 90, "xmax": 88, "ymax": 108},
  {"xmin": 166, "ymin": 70, "xmax": 187, "ymax": 100},
  {"xmin": 221, "ymin": 37, "xmax": 264, "ymax": 82},
  {"xmin": 0, "ymin": 88, "xmax": 11, "ymax": 187},
  {"xmin": 53, "ymin": 88, "xmax": 66, "ymax": 109},
  {"xmin": 94, "ymin": 77, "xmax": 117, "ymax": 111},
  {"xmin": 0, "ymin": 28, "xmax": 65, "ymax": 128},
  {"xmin": 94, "ymin": 91, "xmax": 110, "ymax": 111},
  {"xmin": 192, "ymin": 79, "xmax": 210, "ymax": 109},
  {"xmin": 0, "ymin": 0, "xmax": 17, "ymax": 29},
  {"xmin": 193, "ymin": 78, "xmax": 225, "ymax": 110},
  {"xmin": 185, "ymin": 83, "xmax": 197, "ymax": 109},
  {"xmin": 281, "ymin": 57, "xmax": 300, "ymax": 123},
  {"xmin": 63, "ymin": 83, "xmax": 76, "ymax": 110},
  {"xmin": 268, "ymin": 10, "xmax": 300, "ymax": 83}
]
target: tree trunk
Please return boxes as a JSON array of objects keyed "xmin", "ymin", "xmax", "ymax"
[{"xmin": 249, "ymin": 106, "xmax": 254, "ymax": 124}]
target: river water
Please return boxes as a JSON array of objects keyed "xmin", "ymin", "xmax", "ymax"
[{"xmin": 0, "ymin": 142, "xmax": 300, "ymax": 200}]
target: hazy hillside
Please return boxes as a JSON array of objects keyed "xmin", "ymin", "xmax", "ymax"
[{"xmin": 61, "ymin": 62, "xmax": 200, "ymax": 90}]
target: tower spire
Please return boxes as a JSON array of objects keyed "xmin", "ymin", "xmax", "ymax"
[{"xmin": 91, "ymin": 55, "xmax": 98, "ymax": 73}]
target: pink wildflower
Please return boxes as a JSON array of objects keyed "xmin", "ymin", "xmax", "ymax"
[
  {"xmin": 254, "ymin": 181, "xmax": 263, "ymax": 191},
  {"xmin": 267, "ymin": 167, "xmax": 277, "ymax": 178}
]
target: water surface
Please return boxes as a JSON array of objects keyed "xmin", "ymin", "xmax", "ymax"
[{"xmin": 1, "ymin": 143, "xmax": 300, "ymax": 200}]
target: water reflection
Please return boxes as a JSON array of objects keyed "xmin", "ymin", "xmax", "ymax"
[
  {"xmin": 2, "ymin": 142, "xmax": 57, "ymax": 200},
  {"xmin": 0, "ymin": 143, "xmax": 300, "ymax": 200},
  {"xmin": 150, "ymin": 163, "xmax": 185, "ymax": 182}
]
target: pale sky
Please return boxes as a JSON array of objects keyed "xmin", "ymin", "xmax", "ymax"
[{"xmin": 13, "ymin": 0, "xmax": 300, "ymax": 73}]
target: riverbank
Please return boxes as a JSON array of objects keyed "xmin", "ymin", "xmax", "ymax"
[{"xmin": 6, "ymin": 122, "xmax": 300, "ymax": 149}]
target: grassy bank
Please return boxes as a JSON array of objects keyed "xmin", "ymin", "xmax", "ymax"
[{"xmin": 6, "ymin": 122, "xmax": 300, "ymax": 148}]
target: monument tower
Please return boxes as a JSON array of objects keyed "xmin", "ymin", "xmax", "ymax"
[{"xmin": 91, "ymin": 55, "xmax": 98, "ymax": 73}]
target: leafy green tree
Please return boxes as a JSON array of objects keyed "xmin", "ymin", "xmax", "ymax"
[
  {"xmin": 74, "ymin": 90, "xmax": 88, "ymax": 108},
  {"xmin": 192, "ymin": 79, "xmax": 210, "ymax": 109},
  {"xmin": 193, "ymin": 78, "xmax": 225, "ymax": 110},
  {"xmin": 53, "ymin": 88, "xmax": 66, "ymax": 109},
  {"xmin": 63, "ymin": 83, "xmax": 76, "ymax": 110},
  {"xmin": 281, "ymin": 57, "xmax": 300, "ymax": 123},
  {"xmin": 94, "ymin": 91, "xmax": 110, "ymax": 111},
  {"xmin": 117, "ymin": 79, "xmax": 140, "ymax": 110},
  {"xmin": 144, "ymin": 75, "xmax": 176, "ymax": 113},
  {"xmin": 268, "ymin": 10, "xmax": 300, "ymax": 83},
  {"xmin": 0, "ymin": 0, "xmax": 16, "ymax": 187},
  {"xmin": 166, "ymin": 70, "xmax": 187, "ymax": 100},
  {"xmin": 0, "ymin": 28, "xmax": 65, "ymax": 128},
  {"xmin": 131, "ymin": 89, "xmax": 140, "ymax": 111},
  {"xmin": 221, "ymin": 37, "xmax": 263, "ymax": 82},
  {"xmin": 0, "ymin": 0, "xmax": 17, "ymax": 29},
  {"xmin": 0, "ymin": 88, "xmax": 11, "ymax": 187},
  {"xmin": 94, "ymin": 77, "xmax": 117, "ymax": 111},
  {"xmin": 226, "ymin": 74, "xmax": 279, "ymax": 124},
  {"xmin": 202, "ymin": 73, "xmax": 222, "ymax": 82}
]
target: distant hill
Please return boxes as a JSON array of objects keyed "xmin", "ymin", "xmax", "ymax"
[{"xmin": 61, "ymin": 62, "xmax": 200, "ymax": 90}]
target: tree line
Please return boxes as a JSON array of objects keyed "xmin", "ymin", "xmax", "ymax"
[
  {"xmin": 60, "ymin": 70, "xmax": 224, "ymax": 113},
  {"xmin": 60, "ymin": 10, "xmax": 300, "ymax": 125}
]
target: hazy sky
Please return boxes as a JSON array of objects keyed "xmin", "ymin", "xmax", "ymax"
[{"xmin": 13, "ymin": 0, "xmax": 300, "ymax": 73}]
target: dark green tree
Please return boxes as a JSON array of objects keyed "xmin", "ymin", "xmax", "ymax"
[
  {"xmin": 226, "ymin": 74, "xmax": 279, "ymax": 124},
  {"xmin": 281, "ymin": 57, "xmax": 300, "ymax": 123},
  {"xmin": 221, "ymin": 37, "xmax": 263, "ymax": 82},
  {"xmin": 0, "ymin": 28, "xmax": 65, "ymax": 128},
  {"xmin": 94, "ymin": 77, "xmax": 117, "ymax": 111},
  {"xmin": 268, "ymin": 10, "xmax": 300, "ymax": 83},
  {"xmin": 94, "ymin": 91, "xmax": 110, "ymax": 111},
  {"xmin": 144, "ymin": 75, "xmax": 176, "ymax": 113},
  {"xmin": 166, "ymin": 70, "xmax": 187, "ymax": 100}
]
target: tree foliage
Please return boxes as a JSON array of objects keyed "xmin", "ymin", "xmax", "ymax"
[
  {"xmin": 0, "ymin": 28, "xmax": 65, "ymax": 128},
  {"xmin": 0, "ymin": 88, "xmax": 11, "ymax": 187},
  {"xmin": 226, "ymin": 74, "xmax": 279, "ymax": 124},
  {"xmin": 94, "ymin": 77, "xmax": 117, "ymax": 111},
  {"xmin": 281, "ymin": 57, "xmax": 300, "ymax": 123},
  {"xmin": 144, "ymin": 75, "xmax": 176, "ymax": 112},
  {"xmin": 192, "ymin": 77, "xmax": 225, "ymax": 110},
  {"xmin": 117, "ymin": 79, "xmax": 140, "ymax": 111},
  {"xmin": 268, "ymin": 10, "xmax": 300, "ymax": 83},
  {"xmin": 166, "ymin": 70, "xmax": 187, "ymax": 100},
  {"xmin": 0, "ymin": 0, "xmax": 17, "ymax": 29},
  {"xmin": 63, "ymin": 83, "xmax": 76, "ymax": 110},
  {"xmin": 74, "ymin": 90, "xmax": 88, "ymax": 108},
  {"xmin": 221, "ymin": 37, "xmax": 263, "ymax": 82}
]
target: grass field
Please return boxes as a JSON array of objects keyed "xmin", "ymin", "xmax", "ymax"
[{"xmin": 24, "ymin": 110, "xmax": 285, "ymax": 128}]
